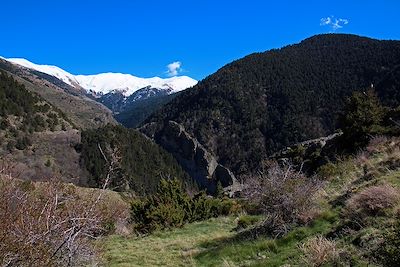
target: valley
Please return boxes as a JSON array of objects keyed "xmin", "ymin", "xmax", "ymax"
[{"xmin": 1, "ymin": 33, "xmax": 400, "ymax": 266}]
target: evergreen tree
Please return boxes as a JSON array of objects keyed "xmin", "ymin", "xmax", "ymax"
[{"xmin": 340, "ymin": 89, "xmax": 387, "ymax": 148}]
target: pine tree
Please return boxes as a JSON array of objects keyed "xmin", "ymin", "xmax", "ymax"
[{"xmin": 340, "ymin": 88, "xmax": 386, "ymax": 148}]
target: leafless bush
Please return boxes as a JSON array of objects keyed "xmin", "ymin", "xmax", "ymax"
[
  {"xmin": 0, "ymin": 175, "xmax": 129, "ymax": 266},
  {"xmin": 300, "ymin": 235, "xmax": 340, "ymax": 267},
  {"xmin": 0, "ymin": 148, "xmax": 128, "ymax": 266},
  {"xmin": 345, "ymin": 184, "xmax": 400, "ymax": 220},
  {"xmin": 242, "ymin": 162, "xmax": 323, "ymax": 236}
]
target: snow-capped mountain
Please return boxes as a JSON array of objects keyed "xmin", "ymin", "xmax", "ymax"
[
  {"xmin": 6, "ymin": 58, "xmax": 81, "ymax": 87},
  {"xmin": 5, "ymin": 58, "xmax": 198, "ymax": 97},
  {"xmin": 75, "ymin": 73, "xmax": 196, "ymax": 96}
]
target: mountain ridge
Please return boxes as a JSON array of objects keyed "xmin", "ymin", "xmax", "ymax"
[{"xmin": 4, "ymin": 57, "xmax": 198, "ymax": 97}]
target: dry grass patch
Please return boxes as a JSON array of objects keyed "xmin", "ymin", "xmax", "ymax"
[{"xmin": 300, "ymin": 235, "xmax": 340, "ymax": 267}]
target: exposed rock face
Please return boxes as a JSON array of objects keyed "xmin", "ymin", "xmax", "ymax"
[
  {"xmin": 141, "ymin": 121, "xmax": 239, "ymax": 194},
  {"xmin": 271, "ymin": 131, "xmax": 342, "ymax": 159},
  {"xmin": 215, "ymin": 165, "xmax": 235, "ymax": 187}
]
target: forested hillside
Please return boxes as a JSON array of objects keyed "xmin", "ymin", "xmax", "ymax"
[
  {"xmin": 80, "ymin": 125, "xmax": 194, "ymax": 195},
  {"xmin": 145, "ymin": 34, "xmax": 400, "ymax": 175}
]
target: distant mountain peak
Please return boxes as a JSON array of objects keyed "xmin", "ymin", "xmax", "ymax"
[
  {"xmin": 5, "ymin": 57, "xmax": 198, "ymax": 97},
  {"xmin": 6, "ymin": 57, "xmax": 80, "ymax": 87}
]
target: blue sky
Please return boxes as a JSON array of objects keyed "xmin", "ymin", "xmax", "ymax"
[{"xmin": 1, "ymin": 0, "xmax": 399, "ymax": 80}]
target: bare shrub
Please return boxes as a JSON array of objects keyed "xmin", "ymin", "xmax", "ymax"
[
  {"xmin": 242, "ymin": 162, "xmax": 323, "ymax": 236},
  {"xmin": 0, "ymin": 148, "xmax": 129, "ymax": 266},
  {"xmin": 300, "ymin": 235, "xmax": 340, "ymax": 267},
  {"xmin": 345, "ymin": 184, "xmax": 400, "ymax": 220},
  {"xmin": 0, "ymin": 174, "xmax": 129, "ymax": 266}
]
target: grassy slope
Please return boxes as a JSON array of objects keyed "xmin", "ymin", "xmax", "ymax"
[
  {"xmin": 101, "ymin": 137, "xmax": 400, "ymax": 267},
  {"xmin": 102, "ymin": 217, "xmax": 236, "ymax": 267},
  {"xmin": 101, "ymin": 215, "xmax": 337, "ymax": 267}
]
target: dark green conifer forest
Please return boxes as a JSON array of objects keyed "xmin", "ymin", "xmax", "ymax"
[
  {"xmin": 80, "ymin": 125, "xmax": 194, "ymax": 194},
  {"xmin": 146, "ymin": 34, "xmax": 400, "ymax": 175}
]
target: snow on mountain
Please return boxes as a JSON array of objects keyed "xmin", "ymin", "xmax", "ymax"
[
  {"xmin": 7, "ymin": 58, "xmax": 80, "ymax": 87},
  {"xmin": 5, "ymin": 58, "xmax": 197, "ymax": 96},
  {"xmin": 75, "ymin": 73, "xmax": 197, "ymax": 96}
]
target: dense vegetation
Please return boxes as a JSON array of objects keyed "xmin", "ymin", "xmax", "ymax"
[
  {"xmin": 0, "ymin": 70, "xmax": 39, "ymax": 118},
  {"xmin": 131, "ymin": 178, "xmax": 240, "ymax": 233},
  {"xmin": 79, "ymin": 125, "xmax": 195, "ymax": 194},
  {"xmin": 146, "ymin": 34, "xmax": 400, "ymax": 175},
  {"xmin": 339, "ymin": 88, "xmax": 390, "ymax": 149}
]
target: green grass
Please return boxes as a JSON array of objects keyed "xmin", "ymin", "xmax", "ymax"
[
  {"xmin": 194, "ymin": 217, "xmax": 335, "ymax": 267},
  {"xmin": 100, "ymin": 212, "xmax": 339, "ymax": 267},
  {"xmin": 101, "ymin": 217, "xmax": 236, "ymax": 267}
]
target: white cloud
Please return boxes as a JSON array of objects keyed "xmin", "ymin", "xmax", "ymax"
[
  {"xmin": 320, "ymin": 16, "xmax": 349, "ymax": 31},
  {"xmin": 166, "ymin": 61, "xmax": 182, "ymax": 76}
]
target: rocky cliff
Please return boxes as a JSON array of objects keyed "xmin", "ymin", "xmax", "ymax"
[{"xmin": 141, "ymin": 121, "xmax": 239, "ymax": 194}]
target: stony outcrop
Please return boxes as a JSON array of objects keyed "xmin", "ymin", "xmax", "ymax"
[
  {"xmin": 270, "ymin": 131, "xmax": 342, "ymax": 159},
  {"xmin": 141, "ymin": 121, "xmax": 239, "ymax": 194}
]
